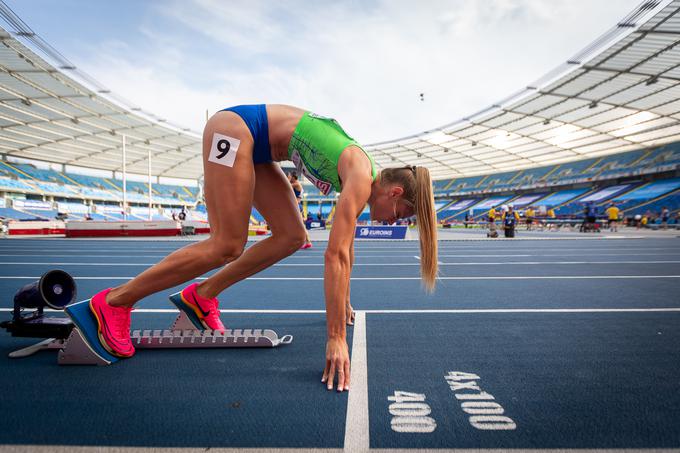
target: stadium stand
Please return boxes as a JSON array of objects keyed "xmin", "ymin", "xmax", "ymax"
[
  {"xmin": 611, "ymin": 179, "xmax": 680, "ymax": 216},
  {"xmin": 533, "ymin": 189, "xmax": 589, "ymax": 210},
  {"xmin": 0, "ymin": 207, "xmax": 41, "ymax": 221},
  {"xmin": 1, "ymin": 138, "xmax": 679, "ymax": 227}
]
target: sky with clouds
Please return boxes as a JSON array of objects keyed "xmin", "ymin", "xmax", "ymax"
[{"xmin": 6, "ymin": 0, "xmax": 641, "ymax": 144}]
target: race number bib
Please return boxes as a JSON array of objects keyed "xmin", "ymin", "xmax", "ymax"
[{"xmin": 208, "ymin": 133, "xmax": 240, "ymax": 167}]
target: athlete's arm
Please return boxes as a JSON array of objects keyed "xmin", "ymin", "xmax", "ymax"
[{"xmin": 321, "ymin": 147, "xmax": 372, "ymax": 392}]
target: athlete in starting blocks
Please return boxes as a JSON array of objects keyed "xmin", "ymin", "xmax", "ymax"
[{"xmin": 74, "ymin": 104, "xmax": 439, "ymax": 391}]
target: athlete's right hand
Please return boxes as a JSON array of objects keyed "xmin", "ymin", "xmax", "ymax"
[
  {"xmin": 322, "ymin": 337, "xmax": 350, "ymax": 392},
  {"xmin": 345, "ymin": 302, "xmax": 355, "ymax": 326}
]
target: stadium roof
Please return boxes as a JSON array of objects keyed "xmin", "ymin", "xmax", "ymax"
[
  {"xmin": 0, "ymin": 2, "xmax": 203, "ymax": 180},
  {"xmin": 0, "ymin": 0, "xmax": 679, "ymax": 181},
  {"xmin": 365, "ymin": 0, "xmax": 680, "ymax": 179}
]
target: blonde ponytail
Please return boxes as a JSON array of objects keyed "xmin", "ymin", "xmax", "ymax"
[
  {"xmin": 414, "ymin": 167, "xmax": 438, "ymax": 292},
  {"xmin": 379, "ymin": 166, "xmax": 438, "ymax": 292}
]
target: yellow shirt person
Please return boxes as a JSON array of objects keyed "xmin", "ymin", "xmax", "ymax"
[
  {"xmin": 605, "ymin": 205, "xmax": 620, "ymax": 232},
  {"xmin": 606, "ymin": 206, "xmax": 620, "ymax": 220}
]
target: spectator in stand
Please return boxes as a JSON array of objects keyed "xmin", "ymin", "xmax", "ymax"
[
  {"xmin": 525, "ymin": 206, "xmax": 535, "ymax": 231},
  {"xmin": 661, "ymin": 206, "xmax": 669, "ymax": 230},
  {"xmin": 605, "ymin": 203, "xmax": 620, "ymax": 232}
]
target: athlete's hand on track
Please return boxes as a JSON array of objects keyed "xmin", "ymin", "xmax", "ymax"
[
  {"xmin": 346, "ymin": 302, "xmax": 355, "ymax": 326},
  {"xmin": 322, "ymin": 337, "xmax": 350, "ymax": 392}
]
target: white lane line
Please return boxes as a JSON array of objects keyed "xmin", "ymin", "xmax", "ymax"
[
  {"xmin": 1, "ymin": 275, "xmax": 680, "ymax": 281},
  {"xmin": 0, "ymin": 246, "xmax": 677, "ymax": 254},
  {"xmin": 437, "ymin": 260, "xmax": 680, "ymax": 266},
  {"xmin": 0, "ymin": 308, "xmax": 327, "ymax": 314},
  {"xmin": 440, "ymin": 253, "xmax": 680, "ymax": 257},
  {"xmin": 3, "ymin": 308, "xmax": 677, "ymax": 314},
  {"xmin": 4, "ymin": 252, "xmax": 680, "ymax": 259},
  {"xmin": 363, "ymin": 308, "xmax": 680, "ymax": 314},
  {"xmin": 3, "ymin": 260, "xmax": 680, "ymax": 267},
  {"xmin": 344, "ymin": 311, "xmax": 369, "ymax": 452},
  {"xmin": 0, "ymin": 447, "xmax": 677, "ymax": 453},
  {"xmin": 0, "ymin": 250, "xmax": 168, "ymax": 258}
]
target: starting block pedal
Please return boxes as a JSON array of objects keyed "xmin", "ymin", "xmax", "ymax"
[{"xmin": 7, "ymin": 299, "xmax": 293, "ymax": 366}]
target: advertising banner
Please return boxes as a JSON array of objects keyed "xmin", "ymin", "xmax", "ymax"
[{"xmin": 354, "ymin": 225, "xmax": 408, "ymax": 239}]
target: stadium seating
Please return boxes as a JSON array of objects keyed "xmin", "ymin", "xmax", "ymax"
[
  {"xmin": 0, "ymin": 177, "xmax": 34, "ymax": 191},
  {"xmin": 437, "ymin": 199, "xmax": 479, "ymax": 221},
  {"xmin": 534, "ymin": 189, "xmax": 588, "ymax": 209},
  {"xmin": 0, "ymin": 207, "xmax": 42, "ymax": 220},
  {"xmin": 610, "ymin": 178, "xmax": 680, "ymax": 216}
]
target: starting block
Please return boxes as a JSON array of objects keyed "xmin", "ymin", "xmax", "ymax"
[{"xmin": 7, "ymin": 298, "xmax": 293, "ymax": 366}]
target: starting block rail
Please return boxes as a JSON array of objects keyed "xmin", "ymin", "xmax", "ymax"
[{"xmin": 7, "ymin": 299, "xmax": 293, "ymax": 366}]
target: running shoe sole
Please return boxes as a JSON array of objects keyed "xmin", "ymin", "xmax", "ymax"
[
  {"xmin": 64, "ymin": 300, "xmax": 120, "ymax": 364},
  {"xmin": 168, "ymin": 291, "xmax": 207, "ymax": 330}
]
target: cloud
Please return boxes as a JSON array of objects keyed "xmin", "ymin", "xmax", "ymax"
[{"xmin": 75, "ymin": 0, "xmax": 641, "ymax": 144}]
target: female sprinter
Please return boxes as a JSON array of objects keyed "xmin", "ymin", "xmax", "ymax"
[
  {"xmin": 287, "ymin": 171, "xmax": 313, "ymax": 249},
  {"xmin": 85, "ymin": 104, "xmax": 438, "ymax": 392}
]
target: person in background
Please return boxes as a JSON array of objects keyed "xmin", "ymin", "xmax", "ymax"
[
  {"xmin": 502, "ymin": 204, "xmax": 520, "ymax": 238},
  {"xmin": 605, "ymin": 203, "xmax": 620, "ymax": 232},
  {"xmin": 178, "ymin": 207, "xmax": 187, "ymax": 221},
  {"xmin": 661, "ymin": 206, "xmax": 669, "ymax": 230},
  {"xmin": 545, "ymin": 206, "xmax": 556, "ymax": 231},
  {"xmin": 464, "ymin": 211, "xmax": 470, "ymax": 229},
  {"xmin": 488, "ymin": 206, "xmax": 497, "ymax": 223},
  {"xmin": 487, "ymin": 205, "xmax": 498, "ymax": 238},
  {"xmin": 525, "ymin": 206, "xmax": 535, "ymax": 231},
  {"xmin": 288, "ymin": 171, "xmax": 313, "ymax": 249}
]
